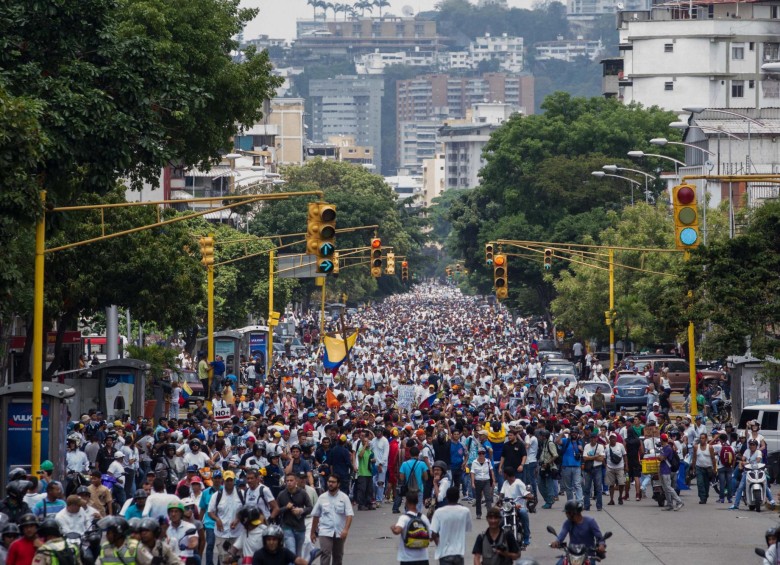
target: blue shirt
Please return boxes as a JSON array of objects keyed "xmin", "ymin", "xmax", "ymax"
[
  {"xmin": 200, "ymin": 486, "xmax": 221, "ymax": 529},
  {"xmin": 400, "ymin": 459, "xmax": 426, "ymax": 491},
  {"xmin": 33, "ymin": 498, "xmax": 66, "ymax": 518},
  {"xmin": 124, "ymin": 503, "xmax": 144, "ymax": 521},
  {"xmin": 558, "ymin": 516, "xmax": 604, "ymax": 547},
  {"xmin": 561, "ymin": 438, "xmax": 583, "ymax": 468},
  {"xmin": 450, "ymin": 440, "xmax": 466, "ymax": 467}
]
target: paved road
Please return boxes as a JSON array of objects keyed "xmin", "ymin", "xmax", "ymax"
[{"xmin": 340, "ymin": 489, "xmax": 777, "ymax": 565}]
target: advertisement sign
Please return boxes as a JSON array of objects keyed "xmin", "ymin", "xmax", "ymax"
[
  {"xmin": 248, "ymin": 332, "xmax": 267, "ymax": 366},
  {"xmin": 7, "ymin": 403, "xmax": 50, "ymax": 468},
  {"xmin": 397, "ymin": 385, "xmax": 416, "ymax": 411},
  {"xmin": 105, "ymin": 373, "xmax": 135, "ymax": 419}
]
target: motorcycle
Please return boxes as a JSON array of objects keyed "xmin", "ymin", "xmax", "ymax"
[
  {"xmin": 64, "ymin": 522, "xmax": 103, "ymax": 565},
  {"xmin": 745, "ymin": 461, "xmax": 767, "ymax": 512},
  {"xmin": 547, "ymin": 525, "xmax": 613, "ymax": 565},
  {"xmin": 499, "ymin": 496, "xmax": 527, "ymax": 547}
]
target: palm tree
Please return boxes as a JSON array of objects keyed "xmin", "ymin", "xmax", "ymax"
[
  {"xmin": 354, "ymin": 0, "xmax": 371, "ymax": 16},
  {"xmin": 307, "ymin": 0, "xmax": 318, "ymax": 18},
  {"xmin": 324, "ymin": 2, "xmax": 335, "ymax": 20},
  {"xmin": 374, "ymin": 0, "xmax": 390, "ymax": 18}
]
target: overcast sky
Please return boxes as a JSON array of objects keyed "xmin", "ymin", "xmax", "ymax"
[{"xmin": 241, "ymin": 0, "xmax": 536, "ymax": 41}]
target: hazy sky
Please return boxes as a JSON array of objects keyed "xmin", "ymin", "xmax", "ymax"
[{"xmin": 241, "ymin": 0, "xmax": 537, "ymax": 41}]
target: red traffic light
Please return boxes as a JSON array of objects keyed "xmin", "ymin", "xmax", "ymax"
[
  {"xmin": 677, "ymin": 185, "xmax": 695, "ymax": 205},
  {"xmin": 401, "ymin": 261, "xmax": 408, "ymax": 268},
  {"xmin": 371, "ymin": 238, "xmax": 381, "ymax": 249}
]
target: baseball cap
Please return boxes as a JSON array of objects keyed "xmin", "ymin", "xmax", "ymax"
[
  {"xmin": 660, "ymin": 433, "xmax": 669, "ymax": 441},
  {"xmin": 190, "ymin": 477, "xmax": 203, "ymax": 485},
  {"xmin": 222, "ymin": 471, "xmax": 236, "ymax": 480},
  {"xmin": 186, "ymin": 465, "xmax": 198, "ymax": 473}
]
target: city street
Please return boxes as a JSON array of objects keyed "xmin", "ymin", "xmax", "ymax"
[{"xmin": 343, "ymin": 491, "xmax": 777, "ymax": 564}]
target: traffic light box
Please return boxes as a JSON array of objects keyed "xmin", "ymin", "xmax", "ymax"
[
  {"xmin": 401, "ymin": 261, "xmax": 409, "ymax": 281},
  {"xmin": 306, "ymin": 202, "xmax": 337, "ymax": 273},
  {"xmin": 485, "ymin": 243, "xmax": 494, "ymax": 265},
  {"xmin": 493, "ymin": 254, "xmax": 508, "ymax": 300},
  {"xmin": 332, "ymin": 252, "xmax": 340, "ymax": 276},
  {"xmin": 543, "ymin": 248, "xmax": 553, "ymax": 270},
  {"xmin": 370, "ymin": 238, "xmax": 382, "ymax": 278},
  {"xmin": 199, "ymin": 236, "xmax": 215, "ymax": 267},
  {"xmin": 386, "ymin": 252, "xmax": 395, "ymax": 275},
  {"xmin": 672, "ymin": 183, "xmax": 700, "ymax": 250}
]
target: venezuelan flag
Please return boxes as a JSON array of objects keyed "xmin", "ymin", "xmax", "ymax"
[
  {"xmin": 418, "ymin": 391, "xmax": 443, "ymax": 410},
  {"xmin": 322, "ymin": 331, "xmax": 358, "ymax": 373},
  {"xmin": 181, "ymin": 381, "xmax": 193, "ymax": 401}
]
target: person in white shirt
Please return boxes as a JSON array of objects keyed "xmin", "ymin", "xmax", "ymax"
[
  {"xmin": 430, "ymin": 487, "xmax": 472, "ymax": 562},
  {"xmin": 183, "ymin": 439, "xmax": 211, "ymax": 469},
  {"xmin": 66, "ymin": 439, "xmax": 90, "ymax": 474},
  {"xmin": 310, "ymin": 475, "xmax": 354, "ymax": 565},
  {"xmin": 581, "ymin": 433, "xmax": 605, "ymax": 511},
  {"xmin": 470, "ymin": 448, "xmax": 495, "ymax": 519},
  {"xmin": 605, "ymin": 434, "xmax": 628, "ymax": 505},
  {"xmin": 244, "ymin": 470, "xmax": 279, "ymax": 522},
  {"xmin": 55, "ymin": 495, "xmax": 92, "ymax": 536},
  {"xmin": 391, "ymin": 493, "xmax": 432, "ymax": 565},
  {"xmin": 370, "ymin": 429, "xmax": 390, "ymax": 503},
  {"xmin": 207, "ymin": 470, "xmax": 244, "ymax": 565},
  {"xmin": 499, "ymin": 468, "xmax": 531, "ymax": 547},
  {"xmin": 165, "ymin": 502, "xmax": 198, "ymax": 560}
]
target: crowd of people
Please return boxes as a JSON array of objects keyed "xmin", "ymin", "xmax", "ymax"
[{"xmin": 0, "ymin": 282, "xmax": 756, "ymax": 565}]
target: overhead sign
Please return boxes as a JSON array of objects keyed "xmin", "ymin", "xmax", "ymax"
[
  {"xmin": 397, "ymin": 385, "xmax": 416, "ymax": 412},
  {"xmin": 277, "ymin": 254, "xmax": 319, "ymax": 279}
]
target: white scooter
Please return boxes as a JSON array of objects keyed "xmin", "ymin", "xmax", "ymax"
[{"xmin": 745, "ymin": 461, "xmax": 767, "ymax": 512}]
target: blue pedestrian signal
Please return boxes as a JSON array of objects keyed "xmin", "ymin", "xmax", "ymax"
[{"xmin": 679, "ymin": 227, "xmax": 698, "ymax": 246}]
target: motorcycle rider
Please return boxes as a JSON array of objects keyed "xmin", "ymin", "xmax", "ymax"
[
  {"xmin": 0, "ymin": 524, "xmax": 21, "ymax": 565},
  {"xmin": 471, "ymin": 507, "xmax": 520, "ymax": 565},
  {"xmin": 31, "ymin": 519, "xmax": 80, "ymax": 565},
  {"xmin": 54, "ymin": 496, "xmax": 92, "ymax": 537},
  {"xmin": 7, "ymin": 514, "xmax": 39, "ymax": 565},
  {"xmin": 135, "ymin": 518, "xmax": 178, "ymax": 565},
  {"xmin": 0, "ymin": 481, "xmax": 33, "ymax": 523},
  {"xmin": 95, "ymin": 517, "xmax": 138, "ymax": 565},
  {"xmin": 498, "ymin": 468, "xmax": 531, "ymax": 548},
  {"xmin": 250, "ymin": 525, "xmax": 307, "ymax": 565},
  {"xmin": 729, "ymin": 438, "xmax": 776, "ymax": 510},
  {"xmin": 550, "ymin": 500, "xmax": 606, "ymax": 565}
]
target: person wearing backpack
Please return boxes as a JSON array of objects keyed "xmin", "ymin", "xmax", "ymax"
[
  {"xmin": 207, "ymin": 471, "xmax": 245, "ymax": 564},
  {"xmin": 31, "ymin": 519, "xmax": 79, "ymax": 565},
  {"xmin": 658, "ymin": 434, "xmax": 683, "ymax": 511},
  {"xmin": 471, "ymin": 506, "xmax": 520, "ymax": 565},
  {"xmin": 715, "ymin": 433, "xmax": 736, "ymax": 504},
  {"xmin": 394, "ymin": 447, "xmax": 428, "ymax": 514},
  {"xmin": 390, "ymin": 492, "xmax": 432, "ymax": 565},
  {"xmin": 430, "ymin": 487, "xmax": 472, "ymax": 564}
]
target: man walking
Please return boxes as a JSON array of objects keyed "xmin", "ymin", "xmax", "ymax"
[
  {"xmin": 658, "ymin": 434, "xmax": 683, "ymax": 511},
  {"xmin": 276, "ymin": 473, "xmax": 312, "ymax": 557},
  {"xmin": 430, "ymin": 487, "xmax": 472, "ymax": 565},
  {"xmin": 581, "ymin": 433, "xmax": 605, "ymax": 512},
  {"xmin": 556, "ymin": 428, "xmax": 584, "ymax": 504},
  {"xmin": 311, "ymin": 475, "xmax": 353, "ymax": 565},
  {"xmin": 207, "ymin": 471, "xmax": 244, "ymax": 565},
  {"xmin": 470, "ymin": 448, "xmax": 494, "ymax": 520}
]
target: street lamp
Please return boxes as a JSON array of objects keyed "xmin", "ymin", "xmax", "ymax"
[
  {"xmin": 627, "ymin": 150, "xmax": 685, "ymax": 177},
  {"xmin": 650, "ymin": 137, "xmax": 715, "ymax": 157},
  {"xmin": 602, "ymin": 165, "xmax": 656, "ymax": 203},
  {"xmin": 592, "ymin": 171, "xmax": 642, "ymax": 205},
  {"xmin": 682, "ymin": 106, "xmax": 763, "ymax": 171},
  {"xmin": 669, "ymin": 122, "xmax": 744, "ymax": 141}
]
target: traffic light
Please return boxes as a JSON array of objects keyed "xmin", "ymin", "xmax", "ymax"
[
  {"xmin": 543, "ymin": 248, "xmax": 553, "ymax": 270},
  {"xmin": 386, "ymin": 252, "xmax": 395, "ymax": 275},
  {"xmin": 401, "ymin": 260, "xmax": 409, "ymax": 281},
  {"xmin": 268, "ymin": 311, "xmax": 281, "ymax": 327},
  {"xmin": 370, "ymin": 238, "xmax": 382, "ymax": 278},
  {"xmin": 306, "ymin": 202, "xmax": 337, "ymax": 273},
  {"xmin": 493, "ymin": 254, "xmax": 508, "ymax": 300},
  {"xmin": 485, "ymin": 243, "xmax": 494, "ymax": 265},
  {"xmin": 672, "ymin": 183, "xmax": 700, "ymax": 249},
  {"xmin": 199, "ymin": 236, "xmax": 214, "ymax": 267}
]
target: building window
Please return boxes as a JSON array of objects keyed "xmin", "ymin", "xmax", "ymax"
[
  {"xmin": 732, "ymin": 44, "xmax": 745, "ymax": 60},
  {"xmin": 764, "ymin": 42, "xmax": 780, "ymax": 62},
  {"xmin": 750, "ymin": 42, "xmax": 755, "ymax": 51},
  {"xmin": 732, "ymin": 80, "xmax": 745, "ymax": 97},
  {"xmin": 749, "ymin": 79, "xmax": 755, "ymax": 89},
  {"xmin": 773, "ymin": 5, "xmax": 780, "ymax": 18},
  {"xmin": 664, "ymin": 81, "xmax": 674, "ymax": 91},
  {"xmin": 664, "ymin": 43, "xmax": 674, "ymax": 53}
]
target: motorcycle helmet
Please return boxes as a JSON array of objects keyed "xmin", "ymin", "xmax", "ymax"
[
  {"xmin": 263, "ymin": 525, "xmax": 284, "ymax": 544},
  {"xmin": 127, "ymin": 518, "xmax": 142, "ymax": 534},
  {"xmin": 137, "ymin": 518, "xmax": 161, "ymax": 537},
  {"xmin": 432, "ymin": 460, "xmax": 449, "ymax": 474},
  {"xmin": 1, "ymin": 523, "xmax": 21, "ymax": 538},
  {"xmin": 38, "ymin": 519, "xmax": 61, "ymax": 538},
  {"xmin": 133, "ymin": 489, "xmax": 148, "ymax": 500},
  {"xmin": 17, "ymin": 514, "xmax": 38, "ymax": 528},
  {"xmin": 8, "ymin": 468, "xmax": 27, "ymax": 482},
  {"xmin": 6, "ymin": 481, "xmax": 32, "ymax": 500},
  {"xmin": 236, "ymin": 505, "xmax": 262, "ymax": 527},
  {"xmin": 76, "ymin": 486, "xmax": 91, "ymax": 496},
  {"xmin": 564, "ymin": 500, "xmax": 584, "ymax": 515},
  {"xmin": 98, "ymin": 516, "xmax": 130, "ymax": 537}
]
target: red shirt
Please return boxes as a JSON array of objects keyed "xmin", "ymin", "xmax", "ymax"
[{"xmin": 7, "ymin": 536, "xmax": 37, "ymax": 565}]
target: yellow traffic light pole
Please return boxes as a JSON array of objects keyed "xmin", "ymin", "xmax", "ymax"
[
  {"xmin": 30, "ymin": 190, "xmax": 324, "ymax": 472},
  {"xmin": 609, "ymin": 249, "xmax": 615, "ymax": 373},
  {"xmin": 268, "ymin": 248, "xmax": 275, "ymax": 376},
  {"xmin": 206, "ymin": 235, "xmax": 215, "ymax": 395}
]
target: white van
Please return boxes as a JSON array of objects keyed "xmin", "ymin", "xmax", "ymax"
[{"xmin": 737, "ymin": 404, "xmax": 780, "ymax": 477}]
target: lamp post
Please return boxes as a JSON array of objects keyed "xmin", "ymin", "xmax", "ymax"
[
  {"xmin": 626, "ymin": 150, "xmax": 685, "ymax": 178},
  {"xmin": 591, "ymin": 171, "xmax": 642, "ymax": 205},
  {"xmin": 650, "ymin": 137, "xmax": 715, "ymax": 157},
  {"xmin": 682, "ymin": 106, "xmax": 764, "ymax": 173},
  {"xmin": 602, "ymin": 165, "xmax": 657, "ymax": 203}
]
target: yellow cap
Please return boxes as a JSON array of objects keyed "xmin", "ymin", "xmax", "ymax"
[{"xmin": 222, "ymin": 471, "xmax": 236, "ymax": 480}]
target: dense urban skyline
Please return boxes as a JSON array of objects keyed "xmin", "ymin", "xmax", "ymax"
[{"xmin": 241, "ymin": 0, "xmax": 536, "ymax": 40}]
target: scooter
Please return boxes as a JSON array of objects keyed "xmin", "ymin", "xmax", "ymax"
[
  {"xmin": 547, "ymin": 526, "xmax": 613, "ymax": 565},
  {"xmin": 745, "ymin": 461, "xmax": 767, "ymax": 512},
  {"xmin": 500, "ymin": 496, "xmax": 524, "ymax": 545},
  {"xmin": 64, "ymin": 522, "xmax": 103, "ymax": 565},
  {"xmin": 649, "ymin": 471, "xmax": 666, "ymax": 507}
]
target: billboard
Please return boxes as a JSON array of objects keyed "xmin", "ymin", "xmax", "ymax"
[{"xmin": 7, "ymin": 402, "xmax": 50, "ymax": 468}]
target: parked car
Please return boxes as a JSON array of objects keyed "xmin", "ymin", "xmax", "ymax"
[
  {"xmin": 537, "ymin": 350, "xmax": 564, "ymax": 362},
  {"xmin": 612, "ymin": 373, "xmax": 652, "ymax": 410},
  {"xmin": 624, "ymin": 355, "xmax": 722, "ymax": 392},
  {"xmin": 577, "ymin": 380, "xmax": 615, "ymax": 411},
  {"xmin": 172, "ymin": 369, "xmax": 204, "ymax": 406},
  {"xmin": 273, "ymin": 335, "xmax": 307, "ymax": 358}
]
